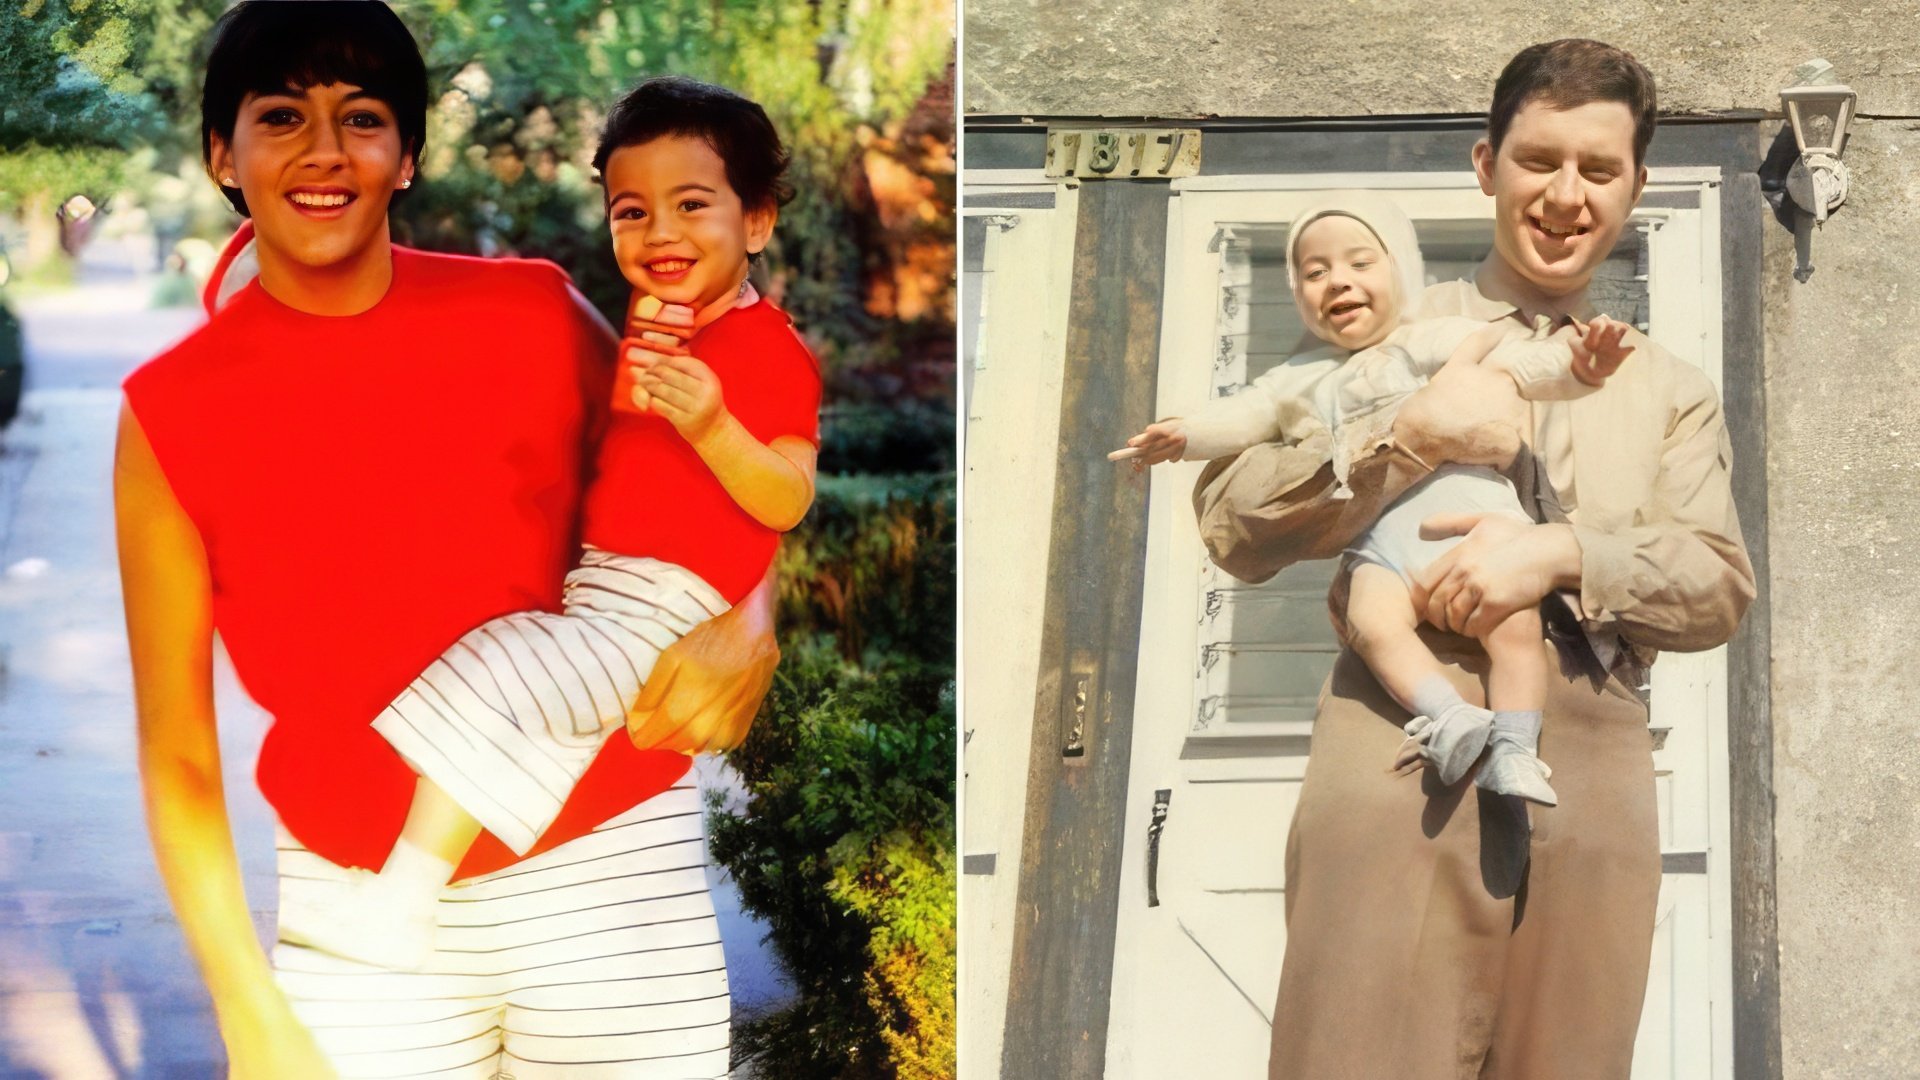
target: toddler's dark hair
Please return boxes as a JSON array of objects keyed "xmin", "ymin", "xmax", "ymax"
[
  {"xmin": 200, "ymin": 1, "xmax": 428, "ymax": 216},
  {"xmin": 593, "ymin": 77, "xmax": 793, "ymax": 212}
]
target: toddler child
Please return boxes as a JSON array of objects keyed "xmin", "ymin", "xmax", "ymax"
[
  {"xmin": 1115, "ymin": 192, "xmax": 1631, "ymax": 804},
  {"xmin": 278, "ymin": 76, "xmax": 822, "ymax": 969}
]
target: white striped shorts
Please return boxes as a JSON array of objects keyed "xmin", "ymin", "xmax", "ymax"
[
  {"xmin": 273, "ymin": 784, "xmax": 731, "ymax": 1079},
  {"xmin": 371, "ymin": 552, "xmax": 730, "ymax": 856}
]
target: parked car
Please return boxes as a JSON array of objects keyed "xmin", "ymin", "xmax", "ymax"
[{"xmin": 0, "ymin": 298, "xmax": 21, "ymax": 428}]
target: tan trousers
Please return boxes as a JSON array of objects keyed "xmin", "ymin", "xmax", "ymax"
[{"xmin": 1269, "ymin": 633, "xmax": 1659, "ymax": 1080}]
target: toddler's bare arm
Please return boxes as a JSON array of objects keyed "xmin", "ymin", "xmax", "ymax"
[{"xmin": 637, "ymin": 356, "xmax": 816, "ymax": 531}]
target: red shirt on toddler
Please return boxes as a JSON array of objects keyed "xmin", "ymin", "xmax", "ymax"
[{"xmin": 583, "ymin": 297, "xmax": 822, "ymax": 605}]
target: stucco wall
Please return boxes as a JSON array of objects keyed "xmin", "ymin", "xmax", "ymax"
[
  {"xmin": 1763, "ymin": 116, "xmax": 1920, "ymax": 1079},
  {"xmin": 964, "ymin": 0, "xmax": 1920, "ymax": 118}
]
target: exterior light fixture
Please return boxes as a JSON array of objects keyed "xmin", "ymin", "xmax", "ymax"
[{"xmin": 1778, "ymin": 60, "xmax": 1857, "ymax": 282}]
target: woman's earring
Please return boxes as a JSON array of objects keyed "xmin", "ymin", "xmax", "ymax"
[
  {"xmin": 221, "ymin": 175, "xmax": 238, "ymax": 188},
  {"xmin": 400, "ymin": 177, "xmax": 413, "ymax": 190}
]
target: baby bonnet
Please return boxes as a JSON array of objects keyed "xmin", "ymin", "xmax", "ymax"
[{"xmin": 1283, "ymin": 190, "xmax": 1425, "ymax": 328}]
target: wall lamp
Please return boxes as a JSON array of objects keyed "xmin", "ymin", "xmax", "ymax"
[{"xmin": 1778, "ymin": 62, "xmax": 1856, "ymax": 282}]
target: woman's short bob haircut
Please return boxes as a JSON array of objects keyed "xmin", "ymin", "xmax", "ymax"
[
  {"xmin": 592, "ymin": 76, "xmax": 793, "ymax": 213},
  {"xmin": 200, "ymin": 0, "xmax": 428, "ymax": 217}
]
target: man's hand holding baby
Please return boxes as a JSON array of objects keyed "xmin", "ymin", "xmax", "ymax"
[
  {"xmin": 1394, "ymin": 357, "xmax": 1527, "ymax": 472},
  {"xmin": 1410, "ymin": 513, "xmax": 1583, "ymax": 638}
]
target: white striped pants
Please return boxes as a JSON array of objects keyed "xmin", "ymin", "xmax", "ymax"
[
  {"xmin": 371, "ymin": 552, "xmax": 730, "ymax": 855},
  {"xmin": 273, "ymin": 785, "xmax": 732, "ymax": 1079}
]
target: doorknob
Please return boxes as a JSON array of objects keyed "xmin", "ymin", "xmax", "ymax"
[{"xmin": 1147, "ymin": 788, "xmax": 1172, "ymax": 908}]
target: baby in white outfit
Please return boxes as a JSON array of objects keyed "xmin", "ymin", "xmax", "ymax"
[{"xmin": 1117, "ymin": 192, "xmax": 1633, "ymax": 802}]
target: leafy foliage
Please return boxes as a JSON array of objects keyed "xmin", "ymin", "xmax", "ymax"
[
  {"xmin": 386, "ymin": 0, "xmax": 955, "ymax": 381},
  {"xmin": 819, "ymin": 402, "xmax": 956, "ymax": 476},
  {"xmin": 775, "ymin": 473, "xmax": 954, "ymax": 666},
  {"xmin": 710, "ymin": 474, "xmax": 956, "ymax": 1077}
]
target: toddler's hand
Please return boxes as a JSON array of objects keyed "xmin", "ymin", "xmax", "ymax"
[
  {"xmin": 1108, "ymin": 419, "xmax": 1187, "ymax": 471},
  {"xmin": 637, "ymin": 354, "xmax": 726, "ymax": 442},
  {"xmin": 1568, "ymin": 315, "xmax": 1634, "ymax": 386}
]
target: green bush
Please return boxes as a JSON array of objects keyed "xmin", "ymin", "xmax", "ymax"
[
  {"xmin": 776, "ymin": 472, "xmax": 954, "ymax": 666},
  {"xmin": 818, "ymin": 403, "xmax": 955, "ymax": 476},
  {"xmin": 710, "ymin": 473, "xmax": 955, "ymax": 1078}
]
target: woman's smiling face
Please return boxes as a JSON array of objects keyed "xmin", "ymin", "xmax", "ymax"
[
  {"xmin": 1294, "ymin": 214, "xmax": 1400, "ymax": 351},
  {"xmin": 209, "ymin": 81, "xmax": 412, "ymax": 278},
  {"xmin": 604, "ymin": 135, "xmax": 775, "ymax": 310}
]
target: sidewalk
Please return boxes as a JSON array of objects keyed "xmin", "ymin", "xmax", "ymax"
[{"xmin": 0, "ymin": 258, "xmax": 788, "ymax": 1078}]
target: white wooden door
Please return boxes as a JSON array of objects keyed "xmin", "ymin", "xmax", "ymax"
[{"xmin": 1104, "ymin": 174, "xmax": 1733, "ymax": 1080}]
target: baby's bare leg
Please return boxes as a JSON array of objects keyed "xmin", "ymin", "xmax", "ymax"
[
  {"xmin": 1474, "ymin": 606, "xmax": 1558, "ymax": 806},
  {"xmin": 1346, "ymin": 562, "xmax": 1442, "ymax": 714},
  {"xmin": 1349, "ymin": 563, "xmax": 1494, "ymax": 785},
  {"xmin": 1482, "ymin": 605, "xmax": 1547, "ymax": 714}
]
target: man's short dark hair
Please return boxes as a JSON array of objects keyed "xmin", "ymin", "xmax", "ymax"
[
  {"xmin": 1488, "ymin": 39, "xmax": 1658, "ymax": 166},
  {"xmin": 592, "ymin": 77, "xmax": 793, "ymax": 212},
  {"xmin": 200, "ymin": 0, "xmax": 428, "ymax": 216}
]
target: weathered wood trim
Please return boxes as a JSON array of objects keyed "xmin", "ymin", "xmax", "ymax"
[
  {"xmin": 1721, "ymin": 123, "xmax": 1782, "ymax": 1080},
  {"xmin": 998, "ymin": 179, "xmax": 1171, "ymax": 1080}
]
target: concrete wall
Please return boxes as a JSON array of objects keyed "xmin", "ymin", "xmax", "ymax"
[
  {"xmin": 964, "ymin": 0, "xmax": 1920, "ymax": 118},
  {"xmin": 1763, "ymin": 116, "xmax": 1920, "ymax": 1079},
  {"xmin": 963, "ymin": 4, "xmax": 1920, "ymax": 1076}
]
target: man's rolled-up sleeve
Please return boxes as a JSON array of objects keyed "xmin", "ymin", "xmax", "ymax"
[{"xmin": 1570, "ymin": 365, "xmax": 1755, "ymax": 653}]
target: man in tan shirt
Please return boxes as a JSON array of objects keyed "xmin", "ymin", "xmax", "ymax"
[{"xmin": 1189, "ymin": 40, "xmax": 1756, "ymax": 1080}]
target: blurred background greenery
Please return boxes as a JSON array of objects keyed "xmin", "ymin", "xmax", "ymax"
[{"xmin": 2, "ymin": 2, "xmax": 954, "ymax": 1076}]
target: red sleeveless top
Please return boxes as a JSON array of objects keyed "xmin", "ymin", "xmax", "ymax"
[{"xmin": 124, "ymin": 240, "xmax": 692, "ymax": 878}]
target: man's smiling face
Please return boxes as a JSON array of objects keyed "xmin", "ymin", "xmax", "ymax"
[{"xmin": 1473, "ymin": 97, "xmax": 1647, "ymax": 299}]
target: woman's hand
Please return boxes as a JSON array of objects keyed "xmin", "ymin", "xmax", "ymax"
[
  {"xmin": 636, "ymin": 355, "xmax": 727, "ymax": 444},
  {"xmin": 627, "ymin": 603, "xmax": 779, "ymax": 756},
  {"xmin": 1410, "ymin": 514, "xmax": 1582, "ymax": 638},
  {"xmin": 1108, "ymin": 419, "xmax": 1187, "ymax": 470},
  {"xmin": 220, "ymin": 991, "xmax": 339, "ymax": 1079}
]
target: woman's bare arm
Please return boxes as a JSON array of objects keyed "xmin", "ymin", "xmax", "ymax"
[{"xmin": 115, "ymin": 402, "xmax": 336, "ymax": 1079}]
